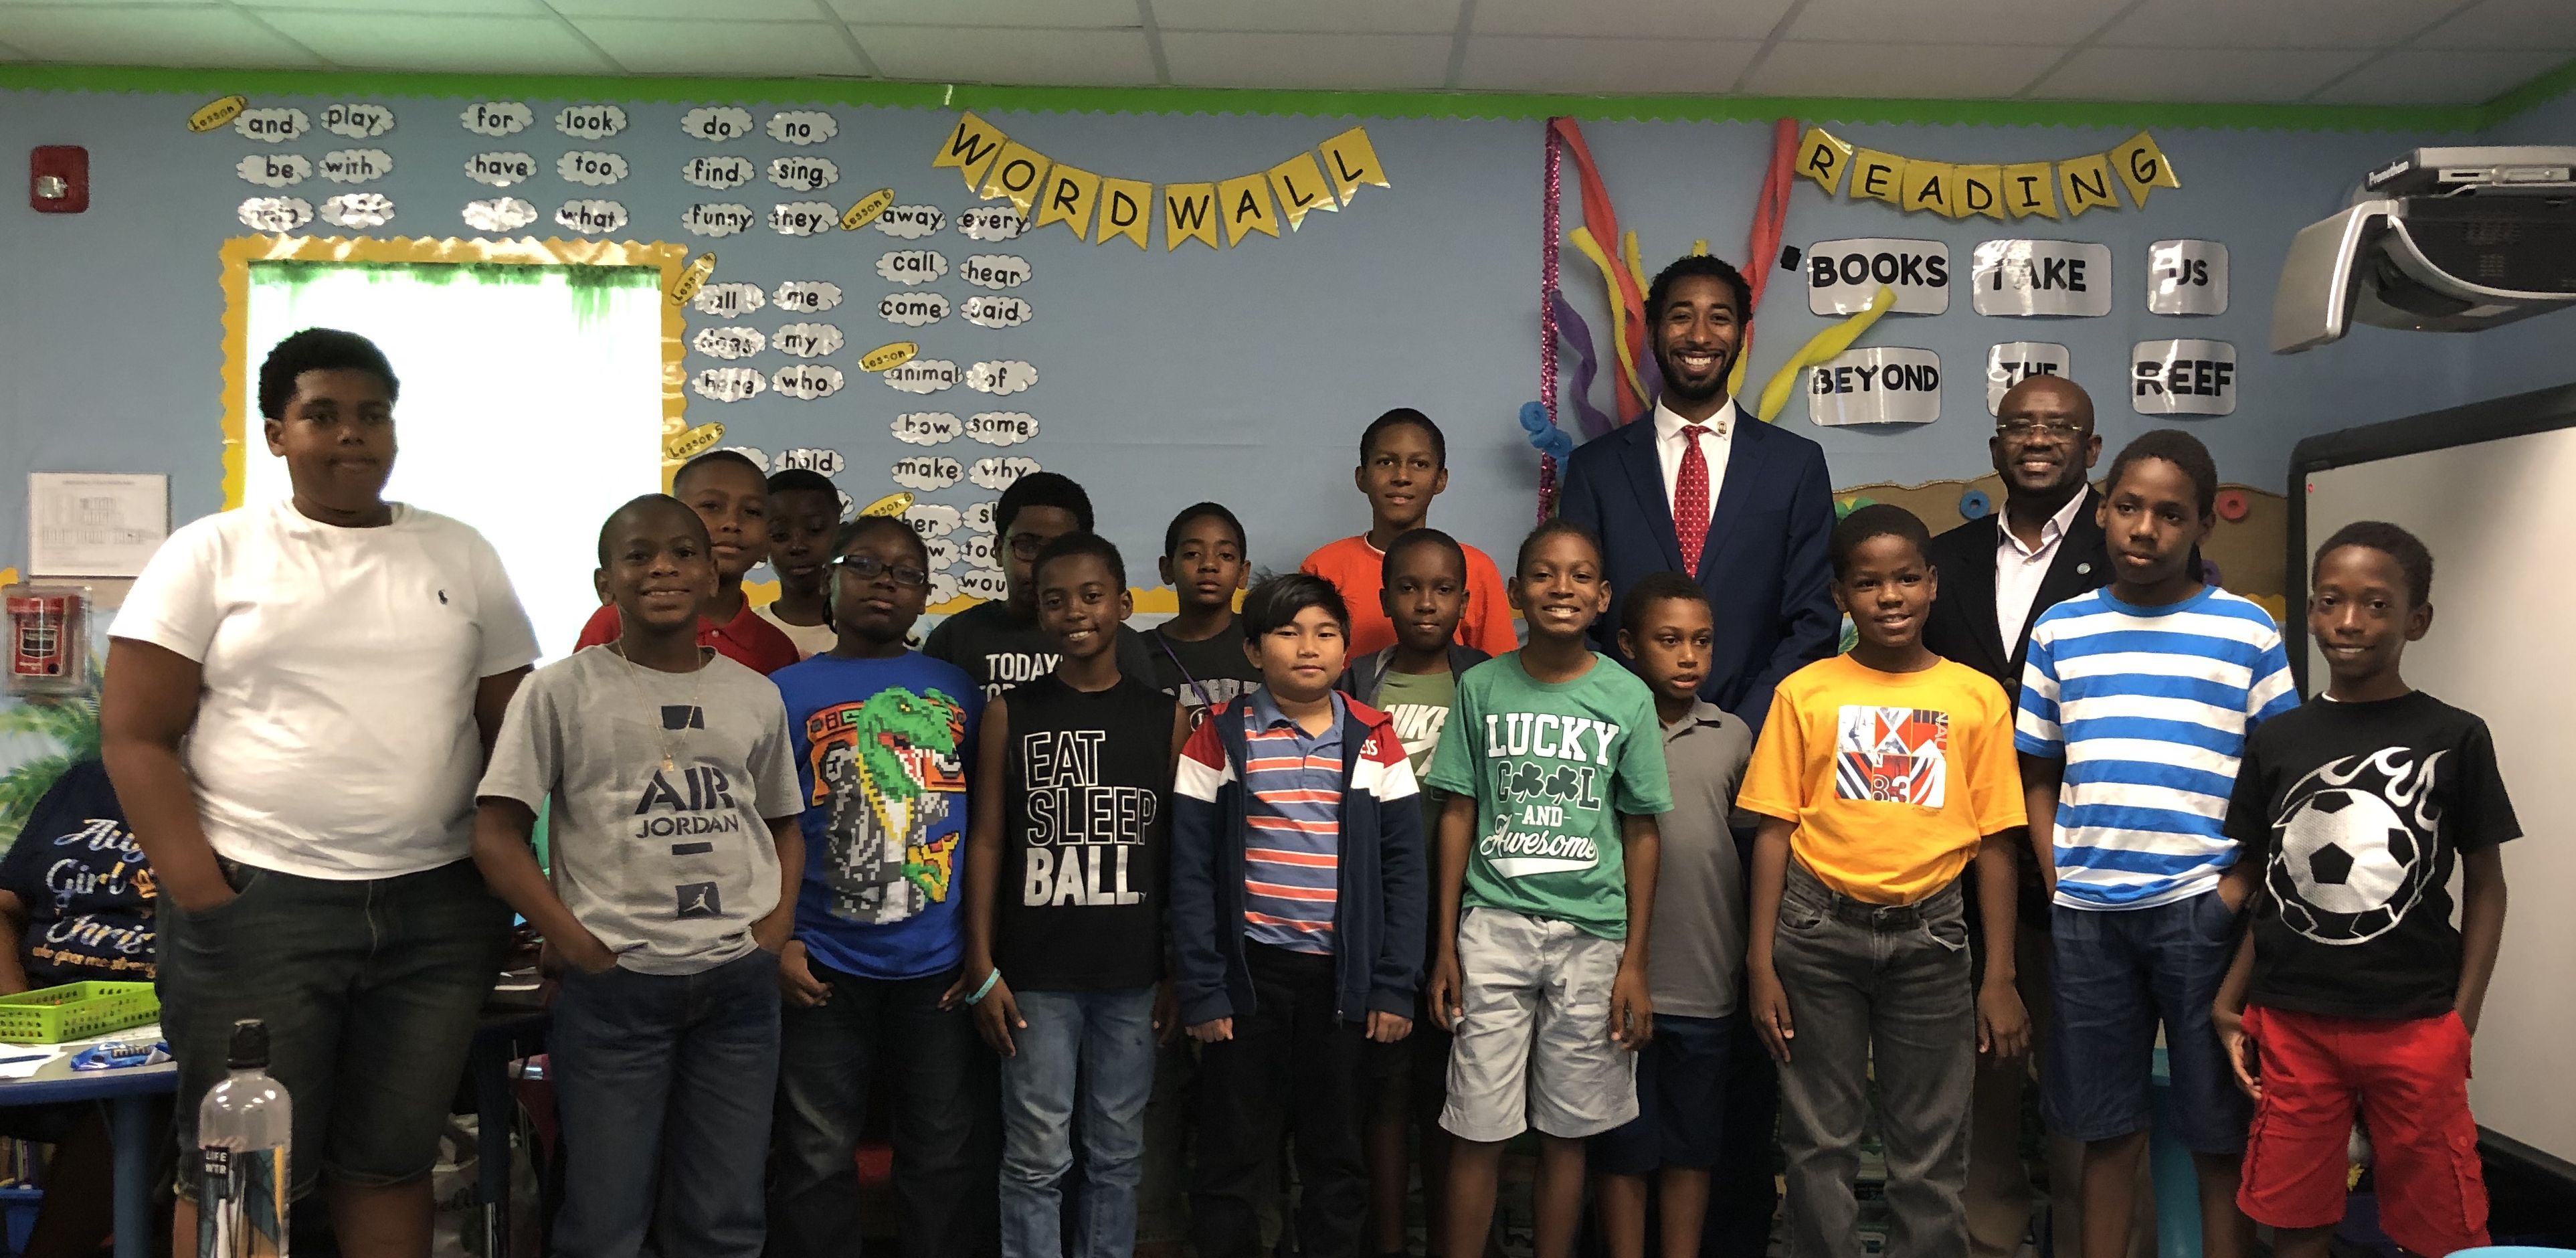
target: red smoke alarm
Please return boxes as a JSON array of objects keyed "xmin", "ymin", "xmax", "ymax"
[{"xmin": 30, "ymin": 146, "xmax": 88, "ymax": 213}]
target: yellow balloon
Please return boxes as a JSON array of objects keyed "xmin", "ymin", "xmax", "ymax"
[{"xmin": 1754, "ymin": 284, "xmax": 1896, "ymax": 423}]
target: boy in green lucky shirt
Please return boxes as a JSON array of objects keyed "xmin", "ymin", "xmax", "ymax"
[{"xmin": 1424, "ymin": 519, "xmax": 1670, "ymax": 1258}]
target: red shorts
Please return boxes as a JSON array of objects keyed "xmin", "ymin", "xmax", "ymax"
[{"xmin": 2237, "ymin": 1005, "xmax": 2488, "ymax": 1258}]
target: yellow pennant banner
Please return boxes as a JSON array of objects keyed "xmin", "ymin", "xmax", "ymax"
[
  {"xmin": 931, "ymin": 113, "xmax": 1391, "ymax": 252},
  {"xmin": 1794, "ymin": 126, "xmax": 2180, "ymax": 219}
]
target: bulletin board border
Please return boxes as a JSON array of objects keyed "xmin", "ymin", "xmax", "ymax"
[
  {"xmin": 7, "ymin": 60, "xmax": 2574, "ymax": 134},
  {"xmin": 217, "ymin": 234, "xmax": 691, "ymax": 511}
]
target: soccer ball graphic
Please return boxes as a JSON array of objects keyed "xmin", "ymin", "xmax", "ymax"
[{"xmin": 2270, "ymin": 786, "xmax": 2427, "ymax": 944}]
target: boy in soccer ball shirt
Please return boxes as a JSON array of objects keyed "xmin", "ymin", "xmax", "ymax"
[
  {"xmin": 1424, "ymin": 519, "xmax": 1668, "ymax": 1258},
  {"xmin": 2213, "ymin": 523, "xmax": 2515, "ymax": 1258}
]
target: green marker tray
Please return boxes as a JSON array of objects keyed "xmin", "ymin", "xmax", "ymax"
[{"xmin": 0, "ymin": 982, "xmax": 159, "ymax": 1045}]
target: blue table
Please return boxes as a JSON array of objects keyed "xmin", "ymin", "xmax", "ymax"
[{"xmin": 0, "ymin": 1043, "xmax": 175, "ymax": 1258}]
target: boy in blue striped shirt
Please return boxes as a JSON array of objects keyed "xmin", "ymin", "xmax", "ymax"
[{"xmin": 2015, "ymin": 430, "xmax": 2295, "ymax": 1258}]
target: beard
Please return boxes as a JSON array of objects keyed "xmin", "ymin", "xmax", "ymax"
[{"xmin": 1657, "ymin": 345, "xmax": 1730, "ymax": 404}]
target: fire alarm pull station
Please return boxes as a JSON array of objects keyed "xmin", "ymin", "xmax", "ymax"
[
  {"xmin": 4, "ymin": 586, "xmax": 88, "ymax": 694},
  {"xmin": 30, "ymin": 146, "xmax": 88, "ymax": 214}
]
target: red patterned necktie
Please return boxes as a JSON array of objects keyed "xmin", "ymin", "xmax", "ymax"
[{"xmin": 1674, "ymin": 423, "xmax": 1712, "ymax": 575}]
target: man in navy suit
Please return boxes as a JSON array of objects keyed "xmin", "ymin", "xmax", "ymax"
[
  {"xmin": 1921, "ymin": 372, "xmax": 2118, "ymax": 1258},
  {"xmin": 1558, "ymin": 254, "xmax": 1838, "ymax": 734},
  {"xmin": 1558, "ymin": 253, "xmax": 1836, "ymax": 1258}
]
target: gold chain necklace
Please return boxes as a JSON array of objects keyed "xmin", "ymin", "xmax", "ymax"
[{"xmin": 609, "ymin": 641, "xmax": 709, "ymax": 773}]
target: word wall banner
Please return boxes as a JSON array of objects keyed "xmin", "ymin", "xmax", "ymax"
[
  {"xmin": 2132, "ymin": 339, "xmax": 2237, "ymax": 416},
  {"xmin": 1807, "ymin": 238, "xmax": 1950, "ymax": 315},
  {"xmin": 1809, "ymin": 347, "xmax": 1942, "ymax": 427},
  {"xmin": 1970, "ymin": 240, "xmax": 2112, "ymax": 317},
  {"xmin": 1796, "ymin": 127, "xmax": 2181, "ymax": 219},
  {"xmin": 1986, "ymin": 342, "xmax": 2072, "ymax": 415},
  {"xmin": 2147, "ymin": 240, "xmax": 2229, "ymax": 315}
]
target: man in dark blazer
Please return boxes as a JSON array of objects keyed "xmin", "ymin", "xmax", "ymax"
[
  {"xmin": 1558, "ymin": 254, "xmax": 1838, "ymax": 735},
  {"xmin": 1922, "ymin": 372, "xmax": 2113, "ymax": 1258}
]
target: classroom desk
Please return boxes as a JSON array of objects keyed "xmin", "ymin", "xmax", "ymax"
[{"xmin": 0, "ymin": 1030, "xmax": 175, "ymax": 1258}]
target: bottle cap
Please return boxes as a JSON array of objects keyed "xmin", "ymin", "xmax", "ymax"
[{"xmin": 226, "ymin": 1018, "xmax": 268, "ymax": 1070}]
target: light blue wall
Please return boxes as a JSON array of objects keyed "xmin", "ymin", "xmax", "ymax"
[{"xmin": 0, "ymin": 82, "xmax": 2548, "ymax": 586}]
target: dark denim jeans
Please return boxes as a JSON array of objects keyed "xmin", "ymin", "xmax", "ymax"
[
  {"xmin": 767, "ymin": 960, "xmax": 997, "ymax": 1258},
  {"xmin": 159, "ymin": 857, "xmax": 511, "ymax": 1201},
  {"xmin": 552, "ymin": 948, "xmax": 782, "ymax": 1258},
  {"xmin": 1772, "ymin": 864, "xmax": 1974, "ymax": 1258}
]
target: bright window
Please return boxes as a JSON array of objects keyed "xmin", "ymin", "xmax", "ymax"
[{"xmin": 239, "ymin": 260, "xmax": 667, "ymax": 660}]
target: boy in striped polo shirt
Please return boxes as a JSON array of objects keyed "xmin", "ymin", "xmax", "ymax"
[
  {"xmin": 2016, "ymin": 430, "xmax": 2296, "ymax": 1258},
  {"xmin": 1172, "ymin": 573, "xmax": 1427, "ymax": 1258}
]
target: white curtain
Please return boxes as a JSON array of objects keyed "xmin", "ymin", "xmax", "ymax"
[{"xmin": 242, "ymin": 262, "xmax": 666, "ymax": 662}]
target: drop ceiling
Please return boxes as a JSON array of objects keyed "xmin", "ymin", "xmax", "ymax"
[{"xmin": 0, "ymin": 0, "xmax": 2567, "ymax": 106}]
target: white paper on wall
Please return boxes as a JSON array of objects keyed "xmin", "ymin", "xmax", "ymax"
[
  {"xmin": 1806, "ymin": 239, "xmax": 1950, "ymax": 315},
  {"xmin": 1807, "ymin": 347, "xmax": 1942, "ymax": 426},
  {"xmin": 2131, "ymin": 339, "xmax": 2237, "ymax": 416},
  {"xmin": 1970, "ymin": 240, "xmax": 2112, "ymax": 317},
  {"xmin": 1985, "ymin": 342, "xmax": 2072, "ymax": 416},
  {"xmin": 2147, "ymin": 240, "xmax": 2229, "ymax": 315}
]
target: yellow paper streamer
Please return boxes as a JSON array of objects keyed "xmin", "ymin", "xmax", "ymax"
[
  {"xmin": 2003, "ymin": 161, "xmax": 2059, "ymax": 219},
  {"xmin": 1318, "ymin": 126, "xmax": 1390, "ymax": 205},
  {"xmin": 1569, "ymin": 226, "xmax": 1648, "ymax": 414},
  {"xmin": 2110, "ymin": 131, "xmax": 2183, "ymax": 207},
  {"xmin": 1218, "ymin": 172, "xmax": 1281, "ymax": 245},
  {"xmin": 1267, "ymin": 153, "xmax": 1338, "ymax": 230},
  {"xmin": 1032, "ymin": 163, "xmax": 1101, "ymax": 238},
  {"xmin": 1754, "ymin": 284, "xmax": 1897, "ymax": 423},
  {"xmin": 1164, "ymin": 183, "xmax": 1219, "ymax": 250},
  {"xmin": 2059, "ymin": 153, "xmax": 2120, "ymax": 217},
  {"xmin": 978, "ymin": 141, "xmax": 1052, "ymax": 213},
  {"xmin": 932, "ymin": 112, "xmax": 1008, "ymax": 191},
  {"xmin": 1850, "ymin": 149, "xmax": 1905, "ymax": 205},
  {"xmin": 1900, "ymin": 159, "xmax": 1956, "ymax": 216},
  {"xmin": 1096, "ymin": 177, "xmax": 1152, "ymax": 248},
  {"xmin": 1796, "ymin": 127, "xmax": 1854, "ymax": 195},
  {"xmin": 1621, "ymin": 230, "xmax": 1649, "ymax": 300},
  {"xmin": 1958, "ymin": 165, "xmax": 2005, "ymax": 221}
]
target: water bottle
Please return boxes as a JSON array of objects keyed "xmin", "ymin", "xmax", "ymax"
[{"xmin": 197, "ymin": 1018, "xmax": 290, "ymax": 1257}]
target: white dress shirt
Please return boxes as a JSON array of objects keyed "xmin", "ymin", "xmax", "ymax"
[
  {"xmin": 1995, "ymin": 489, "xmax": 2092, "ymax": 651},
  {"xmin": 1653, "ymin": 397, "xmax": 1738, "ymax": 511}
]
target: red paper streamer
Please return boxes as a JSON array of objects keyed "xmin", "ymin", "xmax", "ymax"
[{"xmin": 1549, "ymin": 118, "xmax": 1649, "ymax": 424}]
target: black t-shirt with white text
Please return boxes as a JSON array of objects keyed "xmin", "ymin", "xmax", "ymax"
[
  {"xmin": 1140, "ymin": 624, "xmax": 1262, "ymax": 729},
  {"xmin": 2225, "ymin": 692, "xmax": 2519, "ymax": 1020},
  {"xmin": 996, "ymin": 673, "xmax": 1176, "ymax": 991},
  {"xmin": 923, "ymin": 601, "xmax": 1156, "ymax": 699}
]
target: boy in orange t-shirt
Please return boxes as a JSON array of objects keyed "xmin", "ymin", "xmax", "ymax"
[
  {"xmin": 1301, "ymin": 409, "xmax": 1519, "ymax": 658},
  {"xmin": 1739, "ymin": 505, "xmax": 2029, "ymax": 1258}
]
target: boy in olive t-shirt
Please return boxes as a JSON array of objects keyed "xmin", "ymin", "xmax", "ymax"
[{"xmin": 1424, "ymin": 520, "xmax": 1669, "ymax": 1258}]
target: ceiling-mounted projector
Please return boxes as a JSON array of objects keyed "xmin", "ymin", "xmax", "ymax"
[{"xmin": 2271, "ymin": 146, "xmax": 2576, "ymax": 353}]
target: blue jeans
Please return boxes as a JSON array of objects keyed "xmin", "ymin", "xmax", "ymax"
[
  {"xmin": 551, "ymin": 949, "xmax": 781, "ymax": 1258},
  {"xmin": 998, "ymin": 986, "xmax": 1158, "ymax": 1258},
  {"xmin": 2043, "ymin": 890, "xmax": 2251, "ymax": 1154}
]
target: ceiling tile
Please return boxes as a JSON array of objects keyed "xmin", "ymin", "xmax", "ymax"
[
  {"xmin": 2029, "ymin": 46, "xmax": 2376, "ymax": 101},
  {"xmin": 2098, "ymin": 0, "xmax": 2454, "ymax": 49},
  {"xmin": 1471, "ymin": 0, "xmax": 1796, "ymax": 41},
  {"xmin": 2419, "ymin": 0, "xmax": 2576, "ymax": 50},
  {"xmin": 854, "ymin": 24, "xmax": 1158, "ymax": 85},
  {"xmin": 553, "ymin": 0, "xmax": 820, "ymax": 17},
  {"xmin": 0, "ymin": 5, "xmax": 320, "ymax": 66},
  {"xmin": 1459, "ymin": 34, "xmax": 1760, "ymax": 94},
  {"xmin": 829, "ymin": 0, "xmax": 1137, "ymax": 28},
  {"xmin": 244, "ymin": 0, "xmax": 541, "ymax": 14},
  {"xmin": 569, "ymin": 18, "xmax": 866, "ymax": 76},
  {"xmin": 1152, "ymin": 0, "xmax": 1457, "ymax": 35},
  {"xmin": 2311, "ymin": 46, "xmax": 2572, "ymax": 102},
  {"xmin": 1785, "ymin": 0, "xmax": 2133, "ymax": 47},
  {"xmin": 1742, "ymin": 40, "xmax": 2057, "ymax": 98},
  {"xmin": 250, "ymin": 10, "xmax": 614, "ymax": 72},
  {"xmin": 1163, "ymin": 30, "xmax": 1451, "ymax": 89}
]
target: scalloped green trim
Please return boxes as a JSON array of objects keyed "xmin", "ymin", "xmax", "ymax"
[{"xmin": 5, "ymin": 59, "xmax": 2570, "ymax": 132}]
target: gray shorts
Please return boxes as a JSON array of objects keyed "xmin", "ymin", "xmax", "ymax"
[{"xmin": 1440, "ymin": 907, "xmax": 1637, "ymax": 1142}]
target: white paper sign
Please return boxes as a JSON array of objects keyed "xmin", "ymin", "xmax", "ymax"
[
  {"xmin": 2147, "ymin": 240, "xmax": 2229, "ymax": 315},
  {"xmin": 1806, "ymin": 239, "xmax": 1950, "ymax": 315},
  {"xmin": 28, "ymin": 472, "xmax": 168, "ymax": 577},
  {"xmin": 1985, "ymin": 342, "xmax": 2072, "ymax": 416},
  {"xmin": 2131, "ymin": 339, "xmax": 2237, "ymax": 416},
  {"xmin": 1971, "ymin": 240, "xmax": 2112, "ymax": 317},
  {"xmin": 1807, "ymin": 347, "xmax": 1942, "ymax": 426}
]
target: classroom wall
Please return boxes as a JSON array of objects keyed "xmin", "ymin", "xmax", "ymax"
[
  {"xmin": 2448, "ymin": 87, "xmax": 2576, "ymax": 405},
  {"xmin": 0, "ymin": 78, "xmax": 2533, "ymax": 596}
]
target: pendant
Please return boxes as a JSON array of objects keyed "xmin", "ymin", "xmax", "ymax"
[{"xmin": 661, "ymin": 755, "xmax": 676, "ymax": 772}]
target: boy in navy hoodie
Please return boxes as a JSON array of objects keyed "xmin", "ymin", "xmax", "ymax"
[{"xmin": 1173, "ymin": 572, "xmax": 1429, "ymax": 1258}]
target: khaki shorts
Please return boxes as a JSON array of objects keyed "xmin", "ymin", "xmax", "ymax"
[{"xmin": 1440, "ymin": 907, "xmax": 1637, "ymax": 1142}]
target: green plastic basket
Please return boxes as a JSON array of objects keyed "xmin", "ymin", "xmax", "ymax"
[{"xmin": 0, "ymin": 982, "xmax": 159, "ymax": 1045}]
